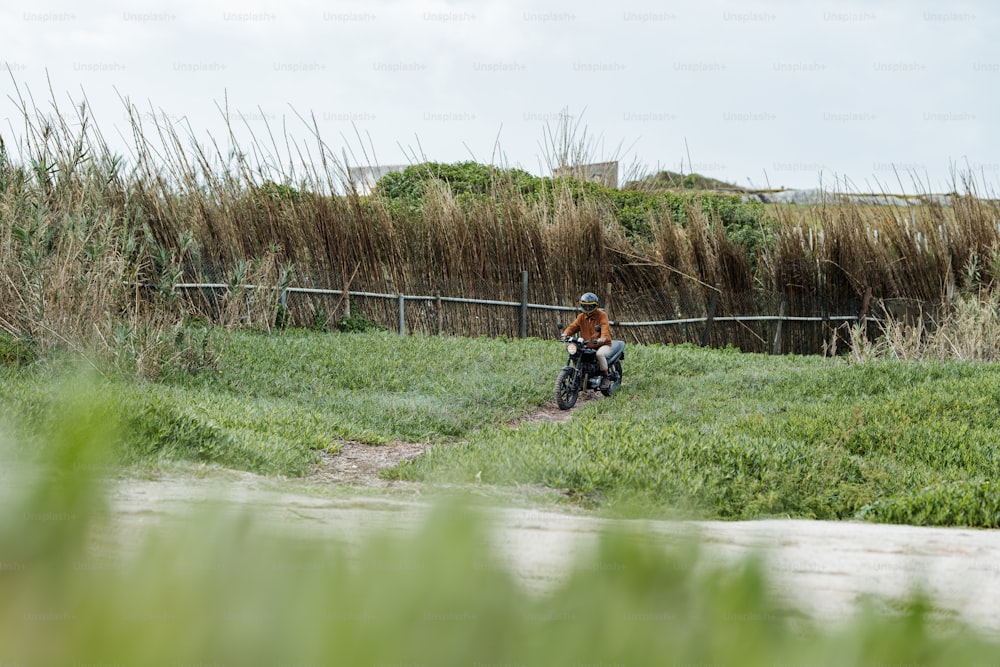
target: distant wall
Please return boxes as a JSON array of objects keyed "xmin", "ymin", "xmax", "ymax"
[
  {"xmin": 346, "ymin": 164, "xmax": 409, "ymax": 195},
  {"xmin": 553, "ymin": 161, "xmax": 619, "ymax": 189}
]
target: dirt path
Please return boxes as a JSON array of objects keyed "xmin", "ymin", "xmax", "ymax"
[
  {"xmin": 106, "ymin": 473, "xmax": 1000, "ymax": 634},
  {"xmin": 306, "ymin": 398, "xmax": 588, "ymax": 486},
  {"xmin": 507, "ymin": 397, "xmax": 585, "ymax": 428},
  {"xmin": 308, "ymin": 440, "xmax": 431, "ymax": 486}
]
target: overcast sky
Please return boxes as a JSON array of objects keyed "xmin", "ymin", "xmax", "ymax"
[{"xmin": 2, "ymin": 0, "xmax": 996, "ymax": 193}]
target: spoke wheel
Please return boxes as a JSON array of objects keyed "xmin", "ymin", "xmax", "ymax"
[{"xmin": 555, "ymin": 368, "xmax": 579, "ymax": 410}]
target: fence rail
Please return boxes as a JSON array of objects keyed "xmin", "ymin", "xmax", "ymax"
[{"xmin": 163, "ymin": 274, "xmax": 880, "ymax": 354}]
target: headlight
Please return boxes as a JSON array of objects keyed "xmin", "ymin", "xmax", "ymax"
[{"xmin": 566, "ymin": 343, "xmax": 578, "ymax": 354}]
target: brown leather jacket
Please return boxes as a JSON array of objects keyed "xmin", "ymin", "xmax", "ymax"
[{"xmin": 564, "ymin": 309, "xmax": 612, "ymax": 349}]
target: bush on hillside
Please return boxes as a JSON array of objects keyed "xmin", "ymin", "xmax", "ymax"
[{"xmin": 373, "ymin": 160, "xmax": 774, "ymax": 246}]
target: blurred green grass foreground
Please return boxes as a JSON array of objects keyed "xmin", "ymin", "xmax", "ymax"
[{"xmin": 3, "ymin": 373, "xmax": 1000, "ymax": 666}]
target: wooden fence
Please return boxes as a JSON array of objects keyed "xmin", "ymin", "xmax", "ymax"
[{"xmin": 166, "ymin": 273, "xmax": 881, "ymax": 355}]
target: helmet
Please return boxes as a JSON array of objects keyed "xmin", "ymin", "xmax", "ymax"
[{"xmin": 579, "ymin": 292, "xmax": 599, "ymax": 314}]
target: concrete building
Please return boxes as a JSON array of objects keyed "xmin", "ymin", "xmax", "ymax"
[
  {"xmin": 346, "ymin": 164, "xmax": 409, "ymax": 195},
  {"xmin": 552, "ymin": 161, "xmax": 619, "ymax": 189}
]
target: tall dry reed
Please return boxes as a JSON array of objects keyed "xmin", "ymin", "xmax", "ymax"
[{"xmin": 2, "ymin": 83, "xmax": 999, "ymax": 360}]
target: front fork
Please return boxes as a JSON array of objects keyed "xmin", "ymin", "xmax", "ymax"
[{"xmin": 564, "ymin": 362, "xmax": 585, "ymax": 391}]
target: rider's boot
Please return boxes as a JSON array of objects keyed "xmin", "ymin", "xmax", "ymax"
[{"xmin": 599, "ymin": 372, "xmax": 611, "ymax": 390}]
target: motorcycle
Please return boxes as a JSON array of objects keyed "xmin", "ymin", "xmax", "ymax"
[{"xmin": 555, "ymin": 323, "xmax": 625, "ymax": 410}]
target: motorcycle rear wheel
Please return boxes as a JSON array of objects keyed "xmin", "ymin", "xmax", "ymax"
[{"xmin": 555, "ymin": 368, "xmax": 579, "ymax": 410}]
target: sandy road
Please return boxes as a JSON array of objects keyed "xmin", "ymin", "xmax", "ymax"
[{"xmin": 108, "ymin": 472, "xmax": 1000, "ymax": 634}]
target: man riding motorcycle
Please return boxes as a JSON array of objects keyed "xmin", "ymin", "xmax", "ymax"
[{"xmin": 561, "ymin": 292, "xmax": 613, "ymax": 390}]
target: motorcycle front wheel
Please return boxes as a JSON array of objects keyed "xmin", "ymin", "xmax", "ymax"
[{"xmin": 555, "ymin": 368, "xmax": 579, "ymax": 410}]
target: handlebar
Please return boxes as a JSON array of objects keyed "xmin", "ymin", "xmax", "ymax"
[{"xmin": 561, "ymin": 334, "xmax": 602, "ymax": 345}]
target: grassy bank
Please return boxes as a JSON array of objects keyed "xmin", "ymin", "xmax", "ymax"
[
  {"xmin": 394, "ymin": 341, "xmax": 1000, "ymax": 525},
  {"xmin": 0, "ymin": 331, "xmax": 553, "ymax": 476},
  {"xmin": 4, "ymin": 330, "xmax": 1000, "ymax": 527}
]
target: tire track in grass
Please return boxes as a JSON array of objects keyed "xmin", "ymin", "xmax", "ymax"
[
  {"xmin": 308, "ymin": 397, "xmax": 597, "ymax": 485},
  {"xmin": 308, "ymin": 440, "xmax": 431, "ymax": 486}
]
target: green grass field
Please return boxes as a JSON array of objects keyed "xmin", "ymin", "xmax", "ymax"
[
  {"xmin": 397, "ymin": 342, "xmax": 1000, "ymax": 525},
  {"xmin": 4, "ymin": 329, "xmax": 1000, "ymax": 526}
]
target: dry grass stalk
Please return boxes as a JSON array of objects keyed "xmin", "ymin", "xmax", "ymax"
[{"xmin": 3, "ymin": 83, "xmax": 1000, "ymax": 357}]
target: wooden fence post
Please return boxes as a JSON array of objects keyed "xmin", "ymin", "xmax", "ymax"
[
  {"xmin": 859, "ymin": 286, "xmax": 872, "ymax": 323},
  {"xmin": 772, "ymin": 295, "xmax": 787, "ymax": 355},
  {"xmin": 702, "ymin": 285, "xmax": 720, "ymax": 347},
  {"xmin": 436, "ymin": 293, "xmax": 443, "ymax": 335},
  {"xmin": 520, "ymin": 271, "xmax": 529, "ymax": 339},
  {"xmin": 331, "ymin": 264, "xmax": 359, "ymax": 324},
  {"xmin": 818, "ymin": 276, "xmax": 829, "ymax": 353},
  {"xmin": 397, "ymin": 294, "xmax": 405, "ymax": 336}
]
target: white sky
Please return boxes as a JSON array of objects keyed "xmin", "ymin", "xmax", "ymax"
[{"xmin": 2, "ymin": 0, "xmax": 996, "ymax": 193}]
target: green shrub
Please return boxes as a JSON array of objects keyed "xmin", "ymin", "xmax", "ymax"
[
  {"xmin": 335, "ymin": 312, "xmax": 384, "ymax": 333},
  {"xmin": 0, "ymin": 331, "xmax": 35, "ymax": 367},
  {"xmin": 372, "ymin": 160, "xmax": 773, "ymax": 247},
  {"xmin": 373, "ymin": 161, "xmax": 540, "ymax": 200},
  {"xmin": 256, "ymin": 180, "xmax": 302, "ymax": 203}
]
